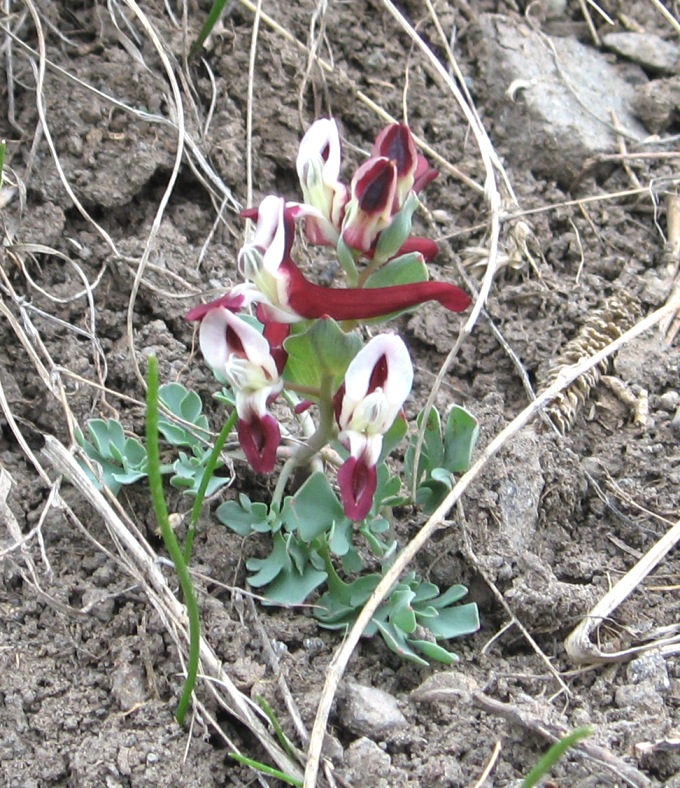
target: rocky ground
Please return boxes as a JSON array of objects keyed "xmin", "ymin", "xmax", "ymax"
[{"xmin": 1, "ymin": 0, "xmax": 680, "ymax": 785}]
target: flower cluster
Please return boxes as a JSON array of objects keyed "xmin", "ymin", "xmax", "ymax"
[{"xmin": 187, "ymin": 118, "xmax": 470, "ymax": 520}]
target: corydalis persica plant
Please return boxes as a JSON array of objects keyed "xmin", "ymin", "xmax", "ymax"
[{"xmin": 188, "ymin": 117, "xmax": 471, "ymax": 521}]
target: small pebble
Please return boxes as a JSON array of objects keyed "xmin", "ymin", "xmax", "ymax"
[
  {"xmin": 659, "ymin": 391, "xmax": 680, "ymax": 412},
  {"xmin": 339, "ymin": 683, "xmax": 407, "ymax": 739}
]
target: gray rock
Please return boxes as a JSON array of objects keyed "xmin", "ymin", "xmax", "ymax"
[
  {"xmin": 342, "ymin": 737, "xmax": 391, "ymax": 784},
  {"xmin": 339, "ymin": 683, "xmax": 407, "ymax": 739},
  {"xmin": 110, "ymin": 663, "xmax": 147, "ymax": 712},
  {"xmin": 603, "ymin": 32, "xmax": 680, "ymax": 75},
  {"xmin": 627, "ymin": 651, "xmax": 671, "ymax": 693},
  {"xmin": 475, "ymin": 14, "xmax": 647, "ymax": 185},
  {"xmin": 632, "ymin": 76, "xmax": 680, "ymax": 133},
  {"xmin": 410, "ymin": 670, "xmax": 478, "ymax": 704},
  {"xmin": 659, "ymin": 391, "xmax": 680, "ymax": 411}
]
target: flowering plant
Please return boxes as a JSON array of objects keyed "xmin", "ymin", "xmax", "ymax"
[
  {"xmin": 105, "ymin": 118, "xmax": 478, "ymax": 670},
  {"xmin": 180, "ymin": 119, "xmax": 480, "ymax": 662}
]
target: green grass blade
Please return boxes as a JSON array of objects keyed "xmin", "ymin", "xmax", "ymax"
[
  {"xmin": 228, "ymin": 752, "xmax": 303, "ymax": 787},
  {"xmin": 522, "ymin": 726, "xmax": 593, "ymax": 788},
  {"xmin": 146, "ymin": 356, "xmax": 201, "ymax": 725},
  {"xmin": 257, "ymin": 695, "xmax": 297, "ymax": 759},
  {"xmin": 189, "ymin": 0, "xmax": 232, "ymax": 60},
  {"xmin": 184, "ymin": 409, "xmax": 237, "ymax": 563}
]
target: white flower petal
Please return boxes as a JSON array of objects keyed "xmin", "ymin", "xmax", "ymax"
[{"xmin": 339, "ymin": 334, "xmax": 413, "ymax": 431}]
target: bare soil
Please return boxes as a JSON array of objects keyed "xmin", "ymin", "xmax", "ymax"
[{"xmin": 1, "ymin": 1, "xmax": 680, "ymax": 786}]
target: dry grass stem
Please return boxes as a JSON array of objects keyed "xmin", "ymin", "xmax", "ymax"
[
  {"xmin": 42, "ymin": 436, "xmax": 305, "ymax": 782},
  {"xmin": 565, "ymin": 516, "xmax": 680, "ymax": 664},
  {"xmin": 303, "ymin": 299, "xmax": 678, "ymax": 787}
]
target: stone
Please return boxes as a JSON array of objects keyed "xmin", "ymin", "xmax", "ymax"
[
  {"xmin": 338, "ymin": 683, "xmax": 408, "ymax": 739},
  {"xmin": 632, "ymin": 76, "xmax": 680, "ymax": 133},
  {"xmin": 342, "ymin": 737, "xmax": 391, "ymax": 783},
  {"xmin": 627, "ymin": 651, "xmax": 671, "ymax": 693},
  {"xmin": 603, "ymin": 32, "xmax": 680, "ymax": 75},
  {"xmin": 410, "ymin": 670, "xmax": 478, "ymax": 704},
  {"xmin": 475, "ymin": 14, "xmax": 647, "ymax": 186}
]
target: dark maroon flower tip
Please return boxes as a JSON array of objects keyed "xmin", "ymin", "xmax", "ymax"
[
  {"xmin": 372, "ymin": 123, "xmax": 418, "ymax": 179},
  {"xmin": 396, "ymin": 237, "xmax": 439, "ymax": 261},
  {"xmin": 185, "ymin": 292, "xmax": 247, "ymax": 322},
  {"xmin": 238, "ymin": 413, "xmax": 280, "ymax": 473},
  {"xmin": 338, "ymin": 455, "xmax": 378, "ymax": 521},
  {"xmin": 413, "ymin": 154, "xmax": 438, "ymax": 193}
]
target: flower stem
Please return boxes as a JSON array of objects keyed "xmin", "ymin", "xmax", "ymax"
[
  {"xmin": 271, "ymin": 372, "xmax": 336, "ymax": 509},
  {"xmin": 146, "ymin": 356, "xmax": 200, "ymax": 725}
]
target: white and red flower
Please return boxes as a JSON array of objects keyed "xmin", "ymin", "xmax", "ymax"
[
  {"xmin": 193, "ymin": 304, "xmax": 283, "ymax": 473},
  {"xmin": 295, "ymin": 117, "xmax": 349, "ymax": 246},
  {"xmin": 334, "ymin": 335, "xmax": 413, "ymax": 520}
]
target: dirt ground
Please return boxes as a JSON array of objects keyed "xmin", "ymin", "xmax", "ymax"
[{"xmin": 1, "ymin": 0, "xmax": 680, "ymax": 785}]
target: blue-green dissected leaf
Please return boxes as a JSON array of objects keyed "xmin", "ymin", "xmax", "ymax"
[
  {"xmin": 283, "ymin": 472, "xmax": 345, "ymax": 542},
  {"xmin": 246, "ymin": 533, "xmax": 292, "ymax": 588},
  {"xmin": 410, "ymin": 639, "xmax": 459, "ymax": 665},
  {"xmin": 216, "ymin": 499, "xmax": 267, "ymax": 537},
  {"xmin": 77, "ymin": 420, "xmax": 148, "ymax": 495},
  {"xmin": 261, "ymin": 563, "xmax": 328, "ymax": 606},
  {"xmin": 158, "ymin": 383, "xmax": 210, "ymax": 449},
  {"xmin": 283, "ymin": 318, "xmax": 362, "ymax": 389},
  {"xmin": 87, "ymin": 419, "xmax": 124, "ymax": 456},
  {"xmin": 169, "ymin": 452, "xmax": 230, "ymax": 497},
  {"xmin": 443, "ymin": 405, "xmax": 479, "ymax": 473},
  {"xmin": 329, "ymin": 518, "xmax": 353, "ymax": 557},
  {"xmin": 374, "ymin": 620, "xmax": 429, "ymax": 666},
  {"xmin": 430, "ymin": 583, "xmax": 470, "ymax": 608},
  {"xmin": 389, "ymin": 587, "xmax": 418, "ymax": 634},
  {"xmin": 426, "ymin": 602, "xmax": 480, "ymax": 640}
]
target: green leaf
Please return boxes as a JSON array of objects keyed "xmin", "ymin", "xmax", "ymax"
[
  {"xmin": 426, "ymin": 602, "xmax": 480, "ymax": 640},
  {"xmin": 336, "ymin": 235, "xmax": 358, "ymax": 281},
  {"xmin": 262, "ymin": 563, "xmax": 328, "ymax": 606},
  {"xmin": 378, "ymin": 417, "xmax": 408, "ymax": 465},
  {"xmin": 374, "ymin": 620, "xmax": 429, "ymax": 666},
  {"xmin": 430, "ymin": 583, "xmax": 470, "ymax": 608},
  {"xmin": 364, "ymin": 251, "xmax": 428, "ymax": 290},
  {"xmin": 409, "ymin": 639, "xmax": 459, "ymax": 665},
  {"xmin": 283, "ymin": 472, "xmax": 345, "ymax": 542},
  {"xmin": 216, "ymin": 499, "xmax": 262, "ymax": 537},
  {"xmin": 443, "ymin": 405, "xmax": 479, "ymax": 473},
  {"xmin": 373, "ymin": 192, "xmax": 420, "ymax": 263},
  {"xmin": 389, "ymin": 588, "xmax": 418, "ymax": 634},
  {"xmin": 283, "ymin": 318, "xmax": 362, "ymax": 389}
]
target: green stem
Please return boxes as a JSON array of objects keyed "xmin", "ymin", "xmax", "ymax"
[
  {"xmin": 522, "ymin": 726, "xmax": 593, "ymax": 788},
  {"xmin": 146, "ymin": 356, "xmax": 200, "ymax": 725},
  {"xmin": 189, "ymin": 0, "xmax": 232, "ymax": 60},
  {"xmin": 228, "ymin": 753, "xmax": 302, "ymax": 787},
  {"xmin": 270, "ymin": 372, "xmax": 336, "ymax": 510},
  {"xmin": 185, "ymin": 410, "xmax": 237, "ymax": 563}
]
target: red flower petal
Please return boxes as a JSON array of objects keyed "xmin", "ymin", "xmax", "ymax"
[
  {"xmin": 338, "ymin": 455, "xmax": 377, "ymax": 521},
  {"xmin": 283, "ymin": 259, "xmax": 470, "ymax": 319},
  {"xmin": 238, "ymin": 413, "xmax": 280, "ymax": 473}
]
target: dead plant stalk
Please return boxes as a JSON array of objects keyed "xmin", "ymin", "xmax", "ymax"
[{"xmin": 303, "ymin": 300, "xmax": 678, "ymax": 787}]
